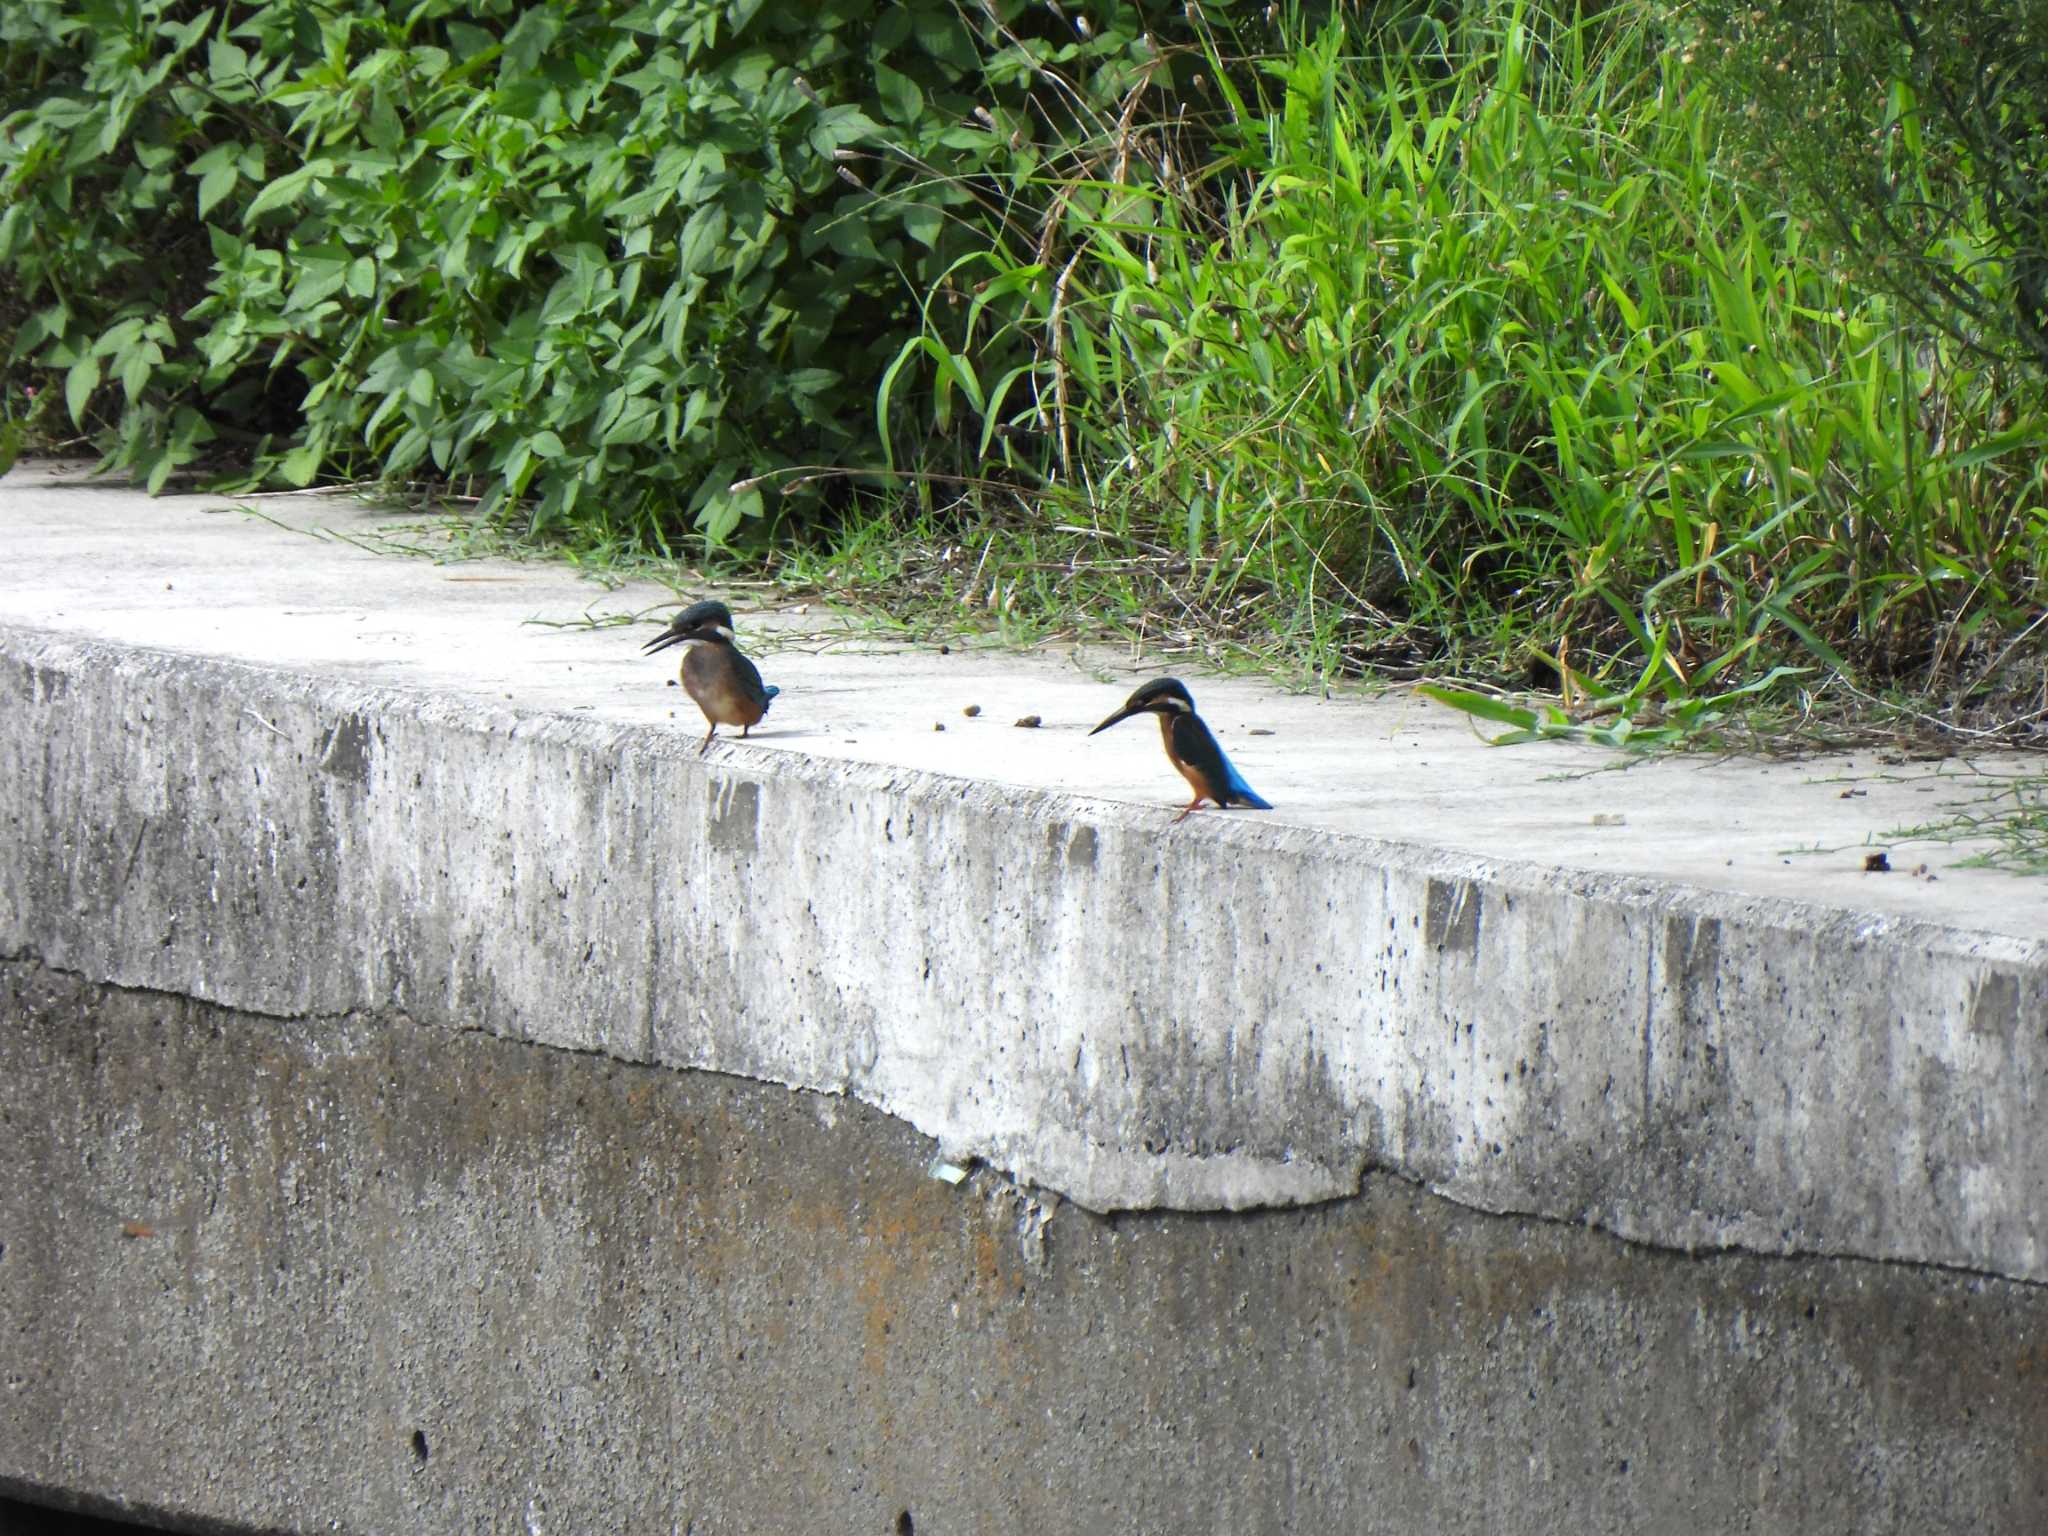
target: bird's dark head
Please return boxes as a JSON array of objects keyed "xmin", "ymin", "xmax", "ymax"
[
  {"xmin": 642, "ymin": 599, "xmax": 736, "ymax": 655},
  {"xmin": 1090, "ymin": 676, "xmax": 1196, "ymax": 735}
]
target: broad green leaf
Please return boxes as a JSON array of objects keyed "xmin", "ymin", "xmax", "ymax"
[
  {"xmin": 244, "ymin": 160, "xmax": 333, "ymax": 220},
  {"xmin": 278, "ymin": 445, "xmax": 321, "ymax": 487},
  {"xmin": 678, "ymin": 205, "xmax": 729, "ymax": 275},
  {"xmin": 208, "ymin": 38, "xmax": 248, "ymax": 82},
  {"xmin": 196, "ymin": 163, "xmax": 237, "ymax": 219},
  {"xmin": 65, "ymin": 356, "xmax": 100, "ymax": 426},
  {"xmin": 502, "ymin": 11, "xmax": 563, "ymax": 73},
  {"xmin": 901, "ymin": 202, "xmax": 942, "ymax": 248},
  {"xmin": 807, "ymin": 105, "xmax": 883, "ymax": 154},
  {"xmin": 119, "ymin": 343, "xmax": 157, "ymax": 402},
  {"xmin": 785, "ymin": 367, "xmax": 839, "ymax": 398},
  {"xmin": 874, "ymin": 64, "xmax": 923, "ymax": 124}
]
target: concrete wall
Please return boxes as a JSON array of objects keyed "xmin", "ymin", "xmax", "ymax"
[
  {"xmin": 4, "ymin": 621, "xmax": 2047, "ymax": 1532},
  {"xmin": 6, "ymin": 965, "xmax": 2045, "ymax": 1535},
  {"xmin": 4, "ymin": 629, "xmax": 2044, "ymax": 1276}
]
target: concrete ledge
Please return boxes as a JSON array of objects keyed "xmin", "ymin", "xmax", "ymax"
[
  {"xmin": 4, "ymin": 624, "xmax": 2043, "ymax": 1284},
  {"xmin": 8, "ymin": 468, "xmax": 2048, "ymax": 1531},
  {"xmin": 5, "ymin": 964, "xmax": 2045, "ymax": 1534}
]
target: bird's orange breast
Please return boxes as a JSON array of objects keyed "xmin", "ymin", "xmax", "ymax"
[{"xmin": 682, "ymin": 646, "xmax": 769, "ymax": 727}]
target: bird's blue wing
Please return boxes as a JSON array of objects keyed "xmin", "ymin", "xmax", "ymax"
[
  {"xmin": 734, "ymin": 652, "xmax": 777, "ymax": 713},
  {"xmin": 1216, "ymin": 744, "xmax": 1271, "ymax": 809}
]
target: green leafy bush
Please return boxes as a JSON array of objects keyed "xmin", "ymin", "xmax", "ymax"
[{"xmin": 0, "ymin": 0, "xmax": 1188, "ymax": 541}]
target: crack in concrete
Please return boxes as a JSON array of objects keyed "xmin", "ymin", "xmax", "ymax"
[{"xmin": 7, "ymin": 952, "xmax": 2040, "ymax": 1292}]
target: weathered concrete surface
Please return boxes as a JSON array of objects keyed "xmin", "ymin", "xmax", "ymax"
[{"xmin": 4, "ymin": 964, "xmax": 2045, "ymax": 1536}]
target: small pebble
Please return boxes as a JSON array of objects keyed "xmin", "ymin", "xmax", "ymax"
[
  {"xmin": 933, "ymin": 723, "xmax": 946, "ymax": 732},
  {"xmin": 1248, "ymin": 727, "xmax": 1274, "ymax": 736},
  {"xmin": 667, "ymin": 678, "xmax": 677, "ymax": 687},
  {"xmin": 1863, "ymin": 851, "xmax": 1891, "ymax": 873},
  {"xmin": 963, "ymin": 704, "xmax": 982, "ymax": 718},
  {"xmin": 1014, "ymin": 714, "xmax": 1042, "ymax": 729}
]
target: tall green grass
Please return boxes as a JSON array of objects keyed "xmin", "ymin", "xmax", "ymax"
[{"xmin": 878, "ymin": 0, "xmax": 2048, "ymax": 720}]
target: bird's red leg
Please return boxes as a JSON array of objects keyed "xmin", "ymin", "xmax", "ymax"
[
  {"xmin": 699, "ymin": 724, "xmax": 717, "ymax": 755},
  {"xmin": 1171, "ymin": 798, "xmax": 1207, "ymax": 825}
]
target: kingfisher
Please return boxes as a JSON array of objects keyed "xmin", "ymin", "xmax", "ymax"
[
  {"xmin": 1089, "ymin": 677, "xmax": 1272, "ymax": 823},
  {"xmin": 642, "ymin": 599, "xmax": 780, "ymax": 754}
]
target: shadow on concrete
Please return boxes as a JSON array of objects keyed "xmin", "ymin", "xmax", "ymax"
[{"xmin": 0, "ymin": 1495, "xmax": 165, "ymax": 1532}]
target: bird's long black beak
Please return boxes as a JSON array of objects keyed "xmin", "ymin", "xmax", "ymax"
[
  {"xmin": 1090, "ymin": 704, "xmax": 1141, "ymax": 736},
  {"xmin": 642, "ymin": 627, "xmax": 688, "ymax": 655}
]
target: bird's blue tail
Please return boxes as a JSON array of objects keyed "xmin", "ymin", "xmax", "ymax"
[
  {"xmin": 1218, "ymin": 749, "xmax": 1272, "ymax": 810},
  {"xmin": 762, "ymin": 683, "xmax": 781, "ymax": 710}
]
